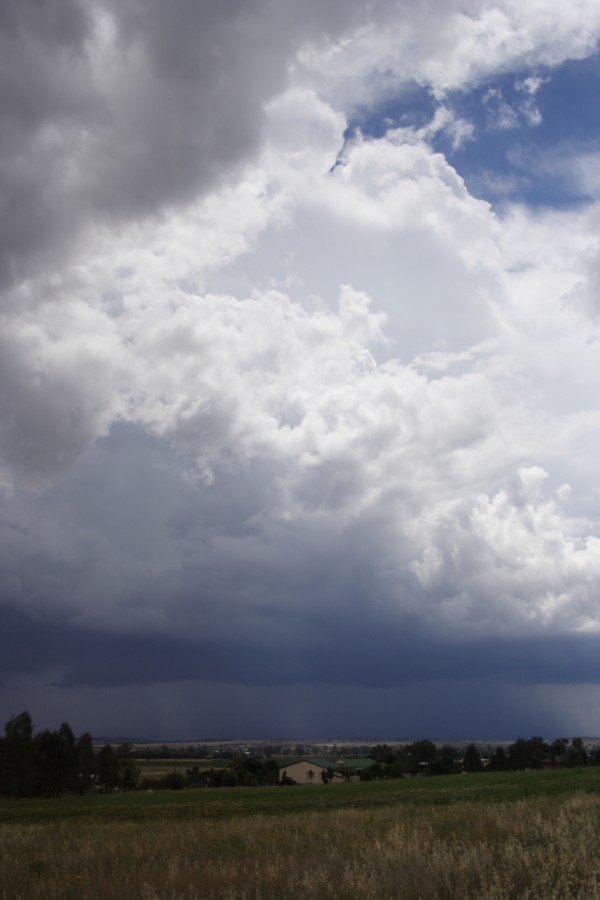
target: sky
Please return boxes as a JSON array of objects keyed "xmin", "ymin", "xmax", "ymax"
[{"xmin": 3, "ymin": 0, "xmax": 600, "ymax": 741}]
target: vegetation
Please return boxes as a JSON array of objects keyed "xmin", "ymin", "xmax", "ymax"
[
  {"xmin": 4, "ymin": 714, "xmax": 600, "ymax": 898},
  {"xmin": 0, "ymin": 712, "xmax": 139, "ymax": 798},
  {"xmin": 2, "ymin": 712, "xmax": 600, "ymax": 800},
  {"xmin": 2, "ymin": 767, "xmax": 600, "ymax": 826},
  {"xmin": 3, "ymin": 790, "xmax": 600, "ymax": 897}
]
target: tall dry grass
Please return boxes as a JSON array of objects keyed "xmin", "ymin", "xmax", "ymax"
[{"xmin": 2, "ymin": 794, "xmax": 600, "ymax": 898}]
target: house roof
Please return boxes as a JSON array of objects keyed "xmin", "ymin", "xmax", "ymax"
[{"xmin": 278, "ymin": 758, "xmax": 333, "ymax": 771}]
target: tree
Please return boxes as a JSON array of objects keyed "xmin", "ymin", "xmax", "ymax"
[
  {"xmin": 34, "ymin": 729, "xmax": 67, "ymax": 797},
  {"xmin": 462, "ymin": 743, "xmax": 483, "ymax": 772},
  {"xmin": 508, "ymin": 738, "xmax": 532, "ymax": 771},
  {"xmin": 507, "ymin": 737, "xmax": 550, "ymax": 770},
  {"xmin": 566, "ymin": 737, "xmax": 588, "ymax": 768},
  {"xmin": 4, "ymin": 711, "xmax": 35, "ymax": 798},
  {"xmin": 30, "ymin": 720, "xmax": 80, "ymax": 797},
  {"xmin": 489, "ymin": 746, "xmax": 508, "ymax": 771},
  {"xmin": 0, "ymin": 713, "xmax": 98, "ymax": 798},
  {"xmin": 77, "ymin": 732, "xmax": 96, "ymax": 794},
  {"xmin": 370, "ymin": 744, "xmax": 396, "ymax": 766},
  {"xmin": 333, "ymin": 764, "xmax": 353, "ymax": 783},
  {"xmin": 97, "ymin": 744, "xmax": 120, "ymax": 793},
  {"xmin": 263, "ymin": 759, "xmax": 280, "ymax": 785},
  {"xmin": 550, "ymin": 738, "xmax": 568, "ymax": 765},
  {"xmin": 430, "ymin": 744, "xmax": 460, "ymax": 775},
  {"xmin": 525, "ymin": 736, "xmax": 550, "ymax": 769},
  {"xmin": 117, "ymin": 743, "xmax": 140, "ymax": 792},
  {"xmin": 367, "ymin": 761, "xmax": 386, "ymax": 780},
  {"xmin": 407, "ymin": 740, "xmax": 437, "ymax": 764},
  {"xmin": 229, "ymin": 755, "xmax": 276, "ymax": 787},
  {"xmin": 0, "ymin": 734, "xmax": 11, "ymax": 796},
  {"xmin": 160, "ymin": 771, "xmax": 187, "ymax": 790},
  {"xmin": 219, "ymin": 768, "xmax": 238, "ymax": 787},
  {"xmin": 59, "ymin": 722, "xmax": 79, "ymax": 792}
]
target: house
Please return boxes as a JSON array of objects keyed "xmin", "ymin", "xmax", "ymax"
[
  {"xmin": 278, "ymin": 758, "xmax": 333, "ymax": 785},
  {"xmin": 279, "ymin": 757, "xmax": 380, "ymax": 785}
]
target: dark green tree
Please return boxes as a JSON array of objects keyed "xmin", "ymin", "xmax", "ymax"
[
  {"xmin": 566, "ymin": 737, "xmax": 588, "ymax": 768},
  {"xmin": 59, "ymin": 722, "xmax": 79, "ymax": 792},
  {"xmin": 97, "ymin": 744, "xmax": 120, "ymax": 793},
  {"xmin": 430, "ymin": 744, "xmax": 460, "ymax": 775},
  {"xmin": 507, "ymin": 736, "xmax": 550, "ymax": 770},
  {"xmin": 4, "ymin": 711, "xmax": 35, "ymax": 797},
  {"xmin": 368, "ymin": 761, "xmax": 386, "ymax": 780},
  {"xmin": 219, "ymin": 768, "xmax": 238, "ymax": 787},
  {"xmin": 77, "ymin": 732, "xmax": 96, "ymax": 794},
  {"xmin": 489, "ymin": 746, "xmax": 508, "ymax": 771},
  {"xmin": 588, "ymin": 746, "xmax": 600, "ymax": 766},
  {"xmin": 550, "ymin": 738, "xmax": 568, "ymax": 765},
  {"xmin": 117, "ymin": 743, "xmax": 140, "ymax": 792},
  {"xmin": 526, "ymin": 736, "xmax": 550, "ymax": 769},
  {"xmin": 462, "ymin": 743, "xmax": 484, "ymax": 772},
  {"xmin": 0, "ymin": 735, "xmax": 9, "ymax": 797},
  {"xmin": 508, "ymin": 738, "xmax": 532, "ymax": 770},
  {"xmin": 34, "ymin": 729, "xmax": 67, "ymax": 797},
  {"xmin": 370, "ymin": 744, "xmax": 396, "ymax": 766},
  {"xmin": 407, "ymin": 740, "xmax": 437, "ymax": 764},
  {"xmin": 160, "ymin": 771, "xmax": 187, "ymax": 789}
]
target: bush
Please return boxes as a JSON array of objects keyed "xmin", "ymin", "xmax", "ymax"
[{"xmin": 159, "ymin": 771, "xmax": 187, "ymax": 790}]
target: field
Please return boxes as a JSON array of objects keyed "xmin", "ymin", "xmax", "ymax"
[
  {"xmin": 2, "ymin": 769, "xmax": 600, "ymax": 898},
  {"xmin": 136, "ymin": 758, "xmax": 231, "ymax": 782}
]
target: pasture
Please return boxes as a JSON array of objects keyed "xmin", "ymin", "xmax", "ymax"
[
  {"xmin": 2, "ymin": 769, "xmax": 600, "ymax": 898},
  {"xmin": 136, "ymin": 757, "xmax": 230, "ymax": 782}
]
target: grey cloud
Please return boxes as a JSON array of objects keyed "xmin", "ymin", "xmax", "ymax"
[
  {"xmin": 3, "ymin": 0, "xmax": 600, "ymax": 291},
  {"xmin": 0, "ymin": 303, "xmax": 127, "ymax": 487},
  {"xmin": 3, "ymin": 600, "xmax": 600, "ymax": 693},
  {"xmin": 0, "ymin": 0, "xmax": 387, "ymax": 290},
  {"xmin": 0, "ymin": 673, "xmax": 567, "ymax": 741},
  {"xmin": 0, "ymin": 427, "xmax": 597, "ymax": 700}
]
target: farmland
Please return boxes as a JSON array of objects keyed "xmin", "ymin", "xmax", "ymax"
[
  {"xmin": 2, "ymin": 766, "xmax": 600, "ymax": 825},
  {"xmin": 3, "ymin": 768, "xmax": 600, "ymax": 897},
  {"xmin": 136, "ymin": 757, "xmax": 231, "ymax": 783}
]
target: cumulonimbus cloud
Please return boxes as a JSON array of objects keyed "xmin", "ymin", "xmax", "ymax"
[{"xmin": 3, "ymin": 0, "xmax": 600, "ymax": 735}]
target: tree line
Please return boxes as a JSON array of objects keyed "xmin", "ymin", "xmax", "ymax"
[
  {"xmin": 368, "ymin": 735, "xmax": 596, "ymax": 776},
  {"xmin": 1, "ymin": 712, "xmax": 598, "ymax": 798},
  {"xmin": 0, "ymin": 712, "xmax": 139, "ymax": 798}
]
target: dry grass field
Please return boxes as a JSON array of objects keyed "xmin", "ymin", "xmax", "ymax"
[{"xmin": 3, "ymin": 787, "xmax": 600, "ymax": 898}]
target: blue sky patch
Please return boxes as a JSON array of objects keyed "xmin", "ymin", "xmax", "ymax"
[
  {"xmin": 436, "ymin": 51, "xmax": 600, "ymax": 209},
  {"xmin": 350, "ymin": 51, "xmax": 600, "ymax": 211}
]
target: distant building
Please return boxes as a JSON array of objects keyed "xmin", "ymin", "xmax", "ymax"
[
  {"xmin": 279, "ymin": 759, "xmax": 332, "ymax": 785},
  {"xmin": 279, "ymin": 757, "xmax": 379, "ymax": 784}
]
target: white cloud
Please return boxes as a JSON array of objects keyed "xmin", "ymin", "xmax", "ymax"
[
  {"xmin": 515, "ymin": 74, "xmax": 547, "ymax": 126},
  {"xmin": 483, "ymin": 87, "xmax": 519, "ymax": 130},
  {"xmin": 411, "ymin": 466, "xmax": 600, "ymax": 638},
  {"xmin": 420, "ymin": 106, "xmax": 476, "ymax": 150},
  {"xmin": 297, "ymin": 0, "xmax": 600, "ymax": 105}
]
